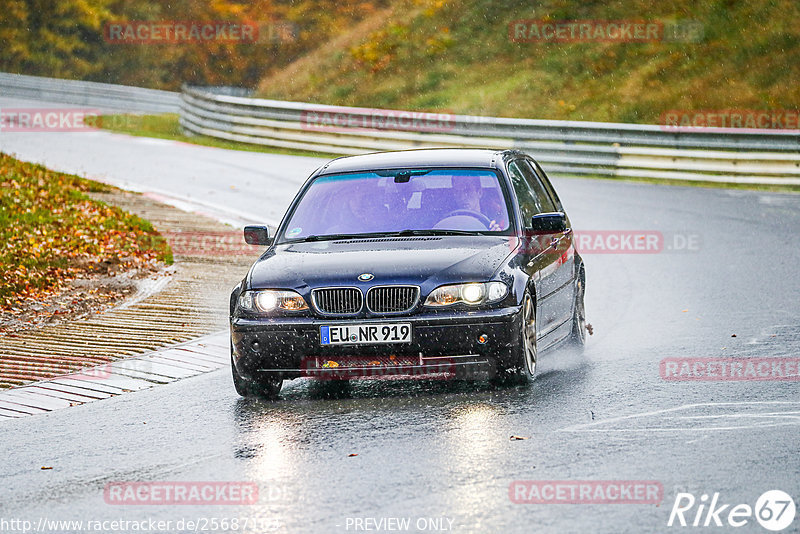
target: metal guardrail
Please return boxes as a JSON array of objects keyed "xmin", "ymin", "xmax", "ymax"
[
  {"xmin": 0, "ymin": 74, "xmax": 795, "ymax": 185},
  {"xmin": 0, "ymin": 72, "xmax": 180, "ymax": 113},
  {"xmin": 180, "ymin": 85, "xmax": 800, "ymax": 185}
]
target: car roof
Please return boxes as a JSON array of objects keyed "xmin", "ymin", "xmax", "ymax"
[{"xmin": 318, "ymin": 148, "xmax": 522, "ymax": 174}]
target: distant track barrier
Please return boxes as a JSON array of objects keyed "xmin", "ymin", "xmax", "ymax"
[
  {"xmin": 179, "ymin": 85, "xmax": 800, "ymax": 185},
  {"xmin": 0, "ymin": 72, "xmax": 180, "ymax": 113},
  {"xmin": 1, "ymin": 73, "xmax": 797, "ymax": 185}
]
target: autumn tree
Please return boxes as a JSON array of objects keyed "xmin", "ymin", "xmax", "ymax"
[{"xmin": 0, "ymin": 0, "xmax": 113, "ymax": 79}]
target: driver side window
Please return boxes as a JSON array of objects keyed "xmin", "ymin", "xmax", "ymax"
[{"xmin": 508, "ymin": 160, "xmax": 542, "ymax": 227}]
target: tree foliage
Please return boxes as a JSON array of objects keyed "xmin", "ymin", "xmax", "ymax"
[
  {"xmin": 0, "ymin": 0, "xmax": 386, "ymax": 89},
  {"xmin": 0, "ymin": 0, "xmax": 113, "ymax": 79}
]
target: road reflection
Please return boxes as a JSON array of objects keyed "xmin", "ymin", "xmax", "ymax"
[{"xmin": 228, "ymin": 357, "xmax": 589, "ymax": 530}]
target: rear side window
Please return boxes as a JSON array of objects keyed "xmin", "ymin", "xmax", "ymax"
[
  {"xmin": 519, "ymin": 160, "xmax": 556, "ymax": 213},
  {"xmin": 528, "ymin": 160, "xmax": 562, "ymax": 211},
  {"xmin": 508, "ymin": 160, "xmax": 552, "ymax": 225}
]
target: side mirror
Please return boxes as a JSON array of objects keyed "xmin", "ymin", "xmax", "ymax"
[
  {"xmin": 530, "ymin": 212, "xmax": 567, "ymax": 234},
  {"xmin": 243, "ymin": 225, "xmax": 271, "ymax": 246}
]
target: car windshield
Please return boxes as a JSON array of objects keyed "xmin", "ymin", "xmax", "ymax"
[{"xmin": 281, "ymin": 168, "xmax": 512, "ymax": 241}]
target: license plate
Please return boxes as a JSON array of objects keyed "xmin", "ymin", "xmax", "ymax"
[{"xmin": 320, "ymin": 323, "xmax": 412, "ymax": 345}]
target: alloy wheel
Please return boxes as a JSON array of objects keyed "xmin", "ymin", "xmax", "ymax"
[{"xmin": 522, "ymin": 293, "xmax": 537, "ymax": 376}]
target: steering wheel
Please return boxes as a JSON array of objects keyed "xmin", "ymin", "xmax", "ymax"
[{"xmin": 440, "ymin": 209, "xmax": 492, "ymax": 228}]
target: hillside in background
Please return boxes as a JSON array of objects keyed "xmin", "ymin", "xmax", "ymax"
[
  {"xmin": 0, "ymin": 0, "xmax": 388, "ymax": 89},
  {"xmin": 2, "ymin": 0, "xmax": 797, "ymax": 124},
  {"xmin": 256, "ymin": 0, "xmax": 800, "ymax": 123}
]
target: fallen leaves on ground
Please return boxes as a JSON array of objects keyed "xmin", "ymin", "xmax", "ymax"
[{"xmin": 0, "ymin": 153, "xmax": 172, "ymax": 312}]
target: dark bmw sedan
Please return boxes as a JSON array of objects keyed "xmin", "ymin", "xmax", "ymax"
[{"xmin": 230, "ymin": 149, "xmax": 586, "ymax": 398}]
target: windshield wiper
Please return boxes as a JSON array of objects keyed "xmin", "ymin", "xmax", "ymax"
[
  {"xmin": 287, "ymin": 229, "xmax": 480, "ymax": 243},
  {"xmin": 393, "ymin": 229, "xmax": 477, "ymax": 236},
  {"xmin": 293, "ymin": 232, "xmax": 399, "ymax": 243}
]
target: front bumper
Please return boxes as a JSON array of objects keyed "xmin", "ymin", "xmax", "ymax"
[{"xmin": 231, "ymin": 306, "xmax": 521, "ymax": 380}]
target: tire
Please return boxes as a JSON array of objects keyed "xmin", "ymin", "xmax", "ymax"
[
  {"xmin": 231, "ymin": 354, "xmax": 282, "ymax": 399},
  {"xmin": 569, "ymin": 267, "xmax": 587, "ymax": 346},
  {"xmin": 494, "ymin": 290, "xmax": 537, "ymax": 383}
]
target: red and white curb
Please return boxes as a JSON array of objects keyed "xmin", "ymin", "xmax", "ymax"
[{"xmin": 0, "ymin": 331, "xmax": 229, "ymax": 419}]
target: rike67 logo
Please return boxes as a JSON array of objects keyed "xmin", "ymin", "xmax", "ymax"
[{"xmin": 668, "ymin": 490, "xmax": 796, "ymax": 531}]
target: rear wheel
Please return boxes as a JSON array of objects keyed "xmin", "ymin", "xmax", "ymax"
[
  {"xmin": 231, "ymin": 354, "xmax": 282, "ymax": 399},
  {"xmin": 569, "ymin": 268, "xmax": 586, "ymax": 346}
]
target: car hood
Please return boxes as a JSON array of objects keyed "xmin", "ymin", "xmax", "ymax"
[{"xmin": 248, "ymin": 236, "xmax": 515, "ymax": 290}]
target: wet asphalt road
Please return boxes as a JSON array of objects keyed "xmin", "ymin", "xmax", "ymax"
[{"xmin": 1, "ymin": 97, "xmax": 799, "ymax": 533}]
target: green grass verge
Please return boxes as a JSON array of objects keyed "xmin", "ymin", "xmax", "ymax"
[{"xmin": 0, "ymin": 153, "xmax": 173, "ymax": 309}]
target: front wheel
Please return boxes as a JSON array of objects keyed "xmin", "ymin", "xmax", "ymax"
[
  {"xmin": 231, "ymin": 354, "xmax": 282, "ymax": 399},
  {"xmin": 494, "ymin": 291, "xmax": 537, "ymax": 382}
]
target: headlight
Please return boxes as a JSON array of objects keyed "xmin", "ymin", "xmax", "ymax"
[
  {"xmin": 238, "ymin": 289, "xmax": 309, "ymax": 313},
  {"xmin": 424, "ymin": 282, "xmax": 508, "ymax": 307}
]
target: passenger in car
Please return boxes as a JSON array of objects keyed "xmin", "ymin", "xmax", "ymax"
[{"xmin": 327, "ymin": 182, "xmax": 390, "ymax": 233}]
